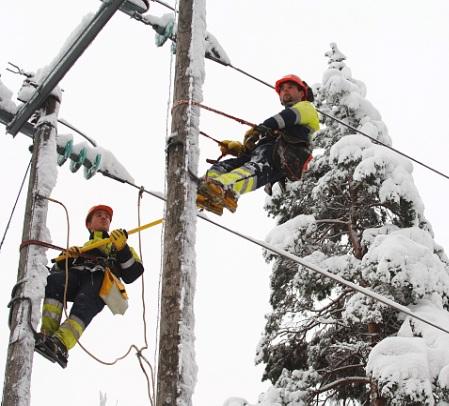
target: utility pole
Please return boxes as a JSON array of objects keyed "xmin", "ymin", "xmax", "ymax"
[
  {"xmin": 156, "ymin": 0, "xmax": 206, "ymax": 404},
  {"xmin": 2, "ymin": 94, "xmax": 60, "ymax": 406}
]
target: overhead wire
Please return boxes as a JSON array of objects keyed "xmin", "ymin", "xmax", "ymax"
[{"xmin": 97, "ymin": 172, "xmax": 449, "ymax": 336}]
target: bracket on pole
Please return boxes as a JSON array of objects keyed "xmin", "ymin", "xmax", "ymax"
[{"xmin": 6, "ymin": 0, "xmax": 128, "ymax": 137}]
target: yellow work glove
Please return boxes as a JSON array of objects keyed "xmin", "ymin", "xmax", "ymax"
[
  {"xmin": 65, "ymin": 246, "xmax": 81, "ymax": 258},
  {"xmin": 219, "ymin": 140, "xmax": 244, "ymax": 157},
  {"xmin": 56, "ymin": 246, "xmax": 81, "ymax": 263},
  {"xmin": 243, "ymin": 128, "xmax": 260, "ymax": 152},
  {"xmin": 110, "ymin": 229, "xmax": 128, "ymax": 251}
]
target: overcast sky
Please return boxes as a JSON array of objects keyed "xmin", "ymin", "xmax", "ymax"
[{"xmin": 1, "ymin": 1, "xmax": 449, "ymax": 405}]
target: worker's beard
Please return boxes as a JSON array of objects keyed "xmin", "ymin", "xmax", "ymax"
[
  {"xmin": 281, "ymin": 94, "xmax": 298, "ymax": 107},
  {"xmin": 282, "ymin": 99, "xmax": 296, "ymax": 107}
]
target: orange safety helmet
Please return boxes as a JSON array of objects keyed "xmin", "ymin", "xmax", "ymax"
[
  {"xmin": 85, "ymin": 204, "xmax": 113, "ymax": 227},
  {"xmin": 275, "ymin": 74, "xmax": 309, "ymax": 100}
]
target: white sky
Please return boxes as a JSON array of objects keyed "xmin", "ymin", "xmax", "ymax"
[{"xmin": 1, "ymin": 1, "xmax": 449, "ymax": 405}]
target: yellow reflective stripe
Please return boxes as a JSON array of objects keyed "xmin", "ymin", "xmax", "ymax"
[
  {"xmin": 216, "ymin": 166, "xmax": 254, "ymax": 185},
  {"xmin": 42, "ymin": 309, "xmax": 61, "ymax": 321},
  {"xmin": 231, "ymin": 167, "xmax": 256, "ymax": 194},
  {"xmin": 206, "ymin": 169, "xmax": 225, "ymax": 179},
  {"xmin": 215, "ymin": 167, "xmax": 256, "ymax": 195},
  {"xmin": 54, "ymin": 316, "xmax": 85, "ymax": 350},
  {"xmin": 234, "ymin": 175, "xmax": 256, "ymax": 194},
  {"xmin": 43, "ymin": 299, "xmax": 63, "ymax": 317},
  {"xmin": 41, "ymin": 299, "xmax": 63, "ymax": 334},
  {"xmin": 291, "ymin": 101, "xmax": 320, "ymax": 133}
]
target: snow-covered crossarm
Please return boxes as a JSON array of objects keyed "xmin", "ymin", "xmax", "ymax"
[{"xmin": 0, "ymin": 77, "xmax": 18, "ymax": 115}]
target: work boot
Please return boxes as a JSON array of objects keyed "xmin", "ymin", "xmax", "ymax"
[
  {"xmin": 45, "ymin": 336, "xmax": 69, "ymax": 369},
  {"xmin": 34, "ymin": 333, "xmax": 66, "ymax": 368},
  {"xmin": 34, "ymin": 332, "xmax": 50, "ymax": 356},
  {"xmin": 197, "ymin": 177, "xmax": 225, "ymax": 203},
  {"xmin": 196, "ymin": 177, "xmax": 239, "ymax": 214},
  {"xmin": 222, "ymin": 187, "xmax": 238, "ymax": 213},
  {"xmin": 196, "ymin": 194, "xmax": 224, "ymax": 215},
  {"xmin": 196, "ymin": 177, "xmax": 226, "ymax": 215}
]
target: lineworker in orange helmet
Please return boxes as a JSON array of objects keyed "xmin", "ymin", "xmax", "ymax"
[
  {"xmin": 34, "ymin": 204, "xmax": 144, "ymax": 368},
  {"xmin": 197, "ymin": 74, "xmax": 320, "ymax": 215}
]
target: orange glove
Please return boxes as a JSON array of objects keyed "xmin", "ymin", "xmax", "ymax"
[{"xmin": 219, "ymin": 140, "xmax": 244, "ymax": 157}]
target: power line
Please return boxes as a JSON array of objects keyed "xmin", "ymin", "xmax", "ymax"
[{"xmin": 99, "ymin": 171, "xmax": 449, "ymax": 336}]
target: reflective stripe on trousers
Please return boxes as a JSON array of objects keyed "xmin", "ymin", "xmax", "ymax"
[
  {"xmin": 41, "ymin": 298, "xmax": 63, "ymax": 335},
  {"xmin": 53, "ymin": 315, "xmax": 85, "ymax": 350}
]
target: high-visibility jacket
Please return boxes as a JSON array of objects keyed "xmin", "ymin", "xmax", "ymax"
[{"xmin": 262, "ymin": 100, "xmax": 320, "ymax": 144}]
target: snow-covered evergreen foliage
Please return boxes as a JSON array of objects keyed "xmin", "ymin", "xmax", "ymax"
[{"xmin": 254, "ymin": 43, "xmax": 449, "ymax": 405}]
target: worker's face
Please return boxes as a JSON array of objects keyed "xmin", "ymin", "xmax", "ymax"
[
  {"xmin": 87, "ymin": 210, "xmax": 111, "ymax": 232},
  {"xmin": 279, "ymin": 82, "xmax": 305, "ymax": 106}
]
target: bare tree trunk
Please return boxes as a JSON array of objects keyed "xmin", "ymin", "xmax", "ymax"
[{"xmin": 367, "ymin": 323, "xmax": 386, "ymax": 405}]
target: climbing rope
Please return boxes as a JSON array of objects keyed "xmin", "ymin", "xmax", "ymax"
[
  {"xmin": 173, "ymin": 99, "xmax": 257, "ymax": 128},
  {"xmin": 137, "ymin": 187, "xmax": 157, "ymax": 404},
  {"xmin": 0, "ymin": 158, "xmax": 32, "ymax": 253}
]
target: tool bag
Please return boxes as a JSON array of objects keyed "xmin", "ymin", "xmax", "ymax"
[
  {"xmin": 273, "ymin": 132, "xmax": 312, "ymax": 181},
  {"xmin": 99, "ymin": 268, "xmax": 128, "ymax": 315}
]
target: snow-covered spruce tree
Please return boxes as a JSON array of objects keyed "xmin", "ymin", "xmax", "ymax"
[{"xmin": 255, "ymin": 43, "xmax": 449, "ymax": 405}]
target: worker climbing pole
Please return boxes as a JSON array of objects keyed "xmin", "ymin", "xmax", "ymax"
[
  {"xmin": 32, "ymin": 205, "xmax": 154, "ymax": 369},
  {"xmin": 194, "ymin": 74, "xmax": 319, "ymax": 216}
]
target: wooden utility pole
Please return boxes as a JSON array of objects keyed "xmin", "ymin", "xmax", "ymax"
[
  {"xmin": 2, "ymin": 95, "xmax": 60, "ymax": 406},
  {"xmin": 156, "ymin": 0, "xmax": 206, "ymax": 404}
]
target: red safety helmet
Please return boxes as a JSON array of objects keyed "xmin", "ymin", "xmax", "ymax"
[
  {"xmin": 85, "ymin": 204, "xmax": 113, "ymax": 227},
  {"xmin": 275, "ymin": 74, "xmax": 309, "ymax": 100}
]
